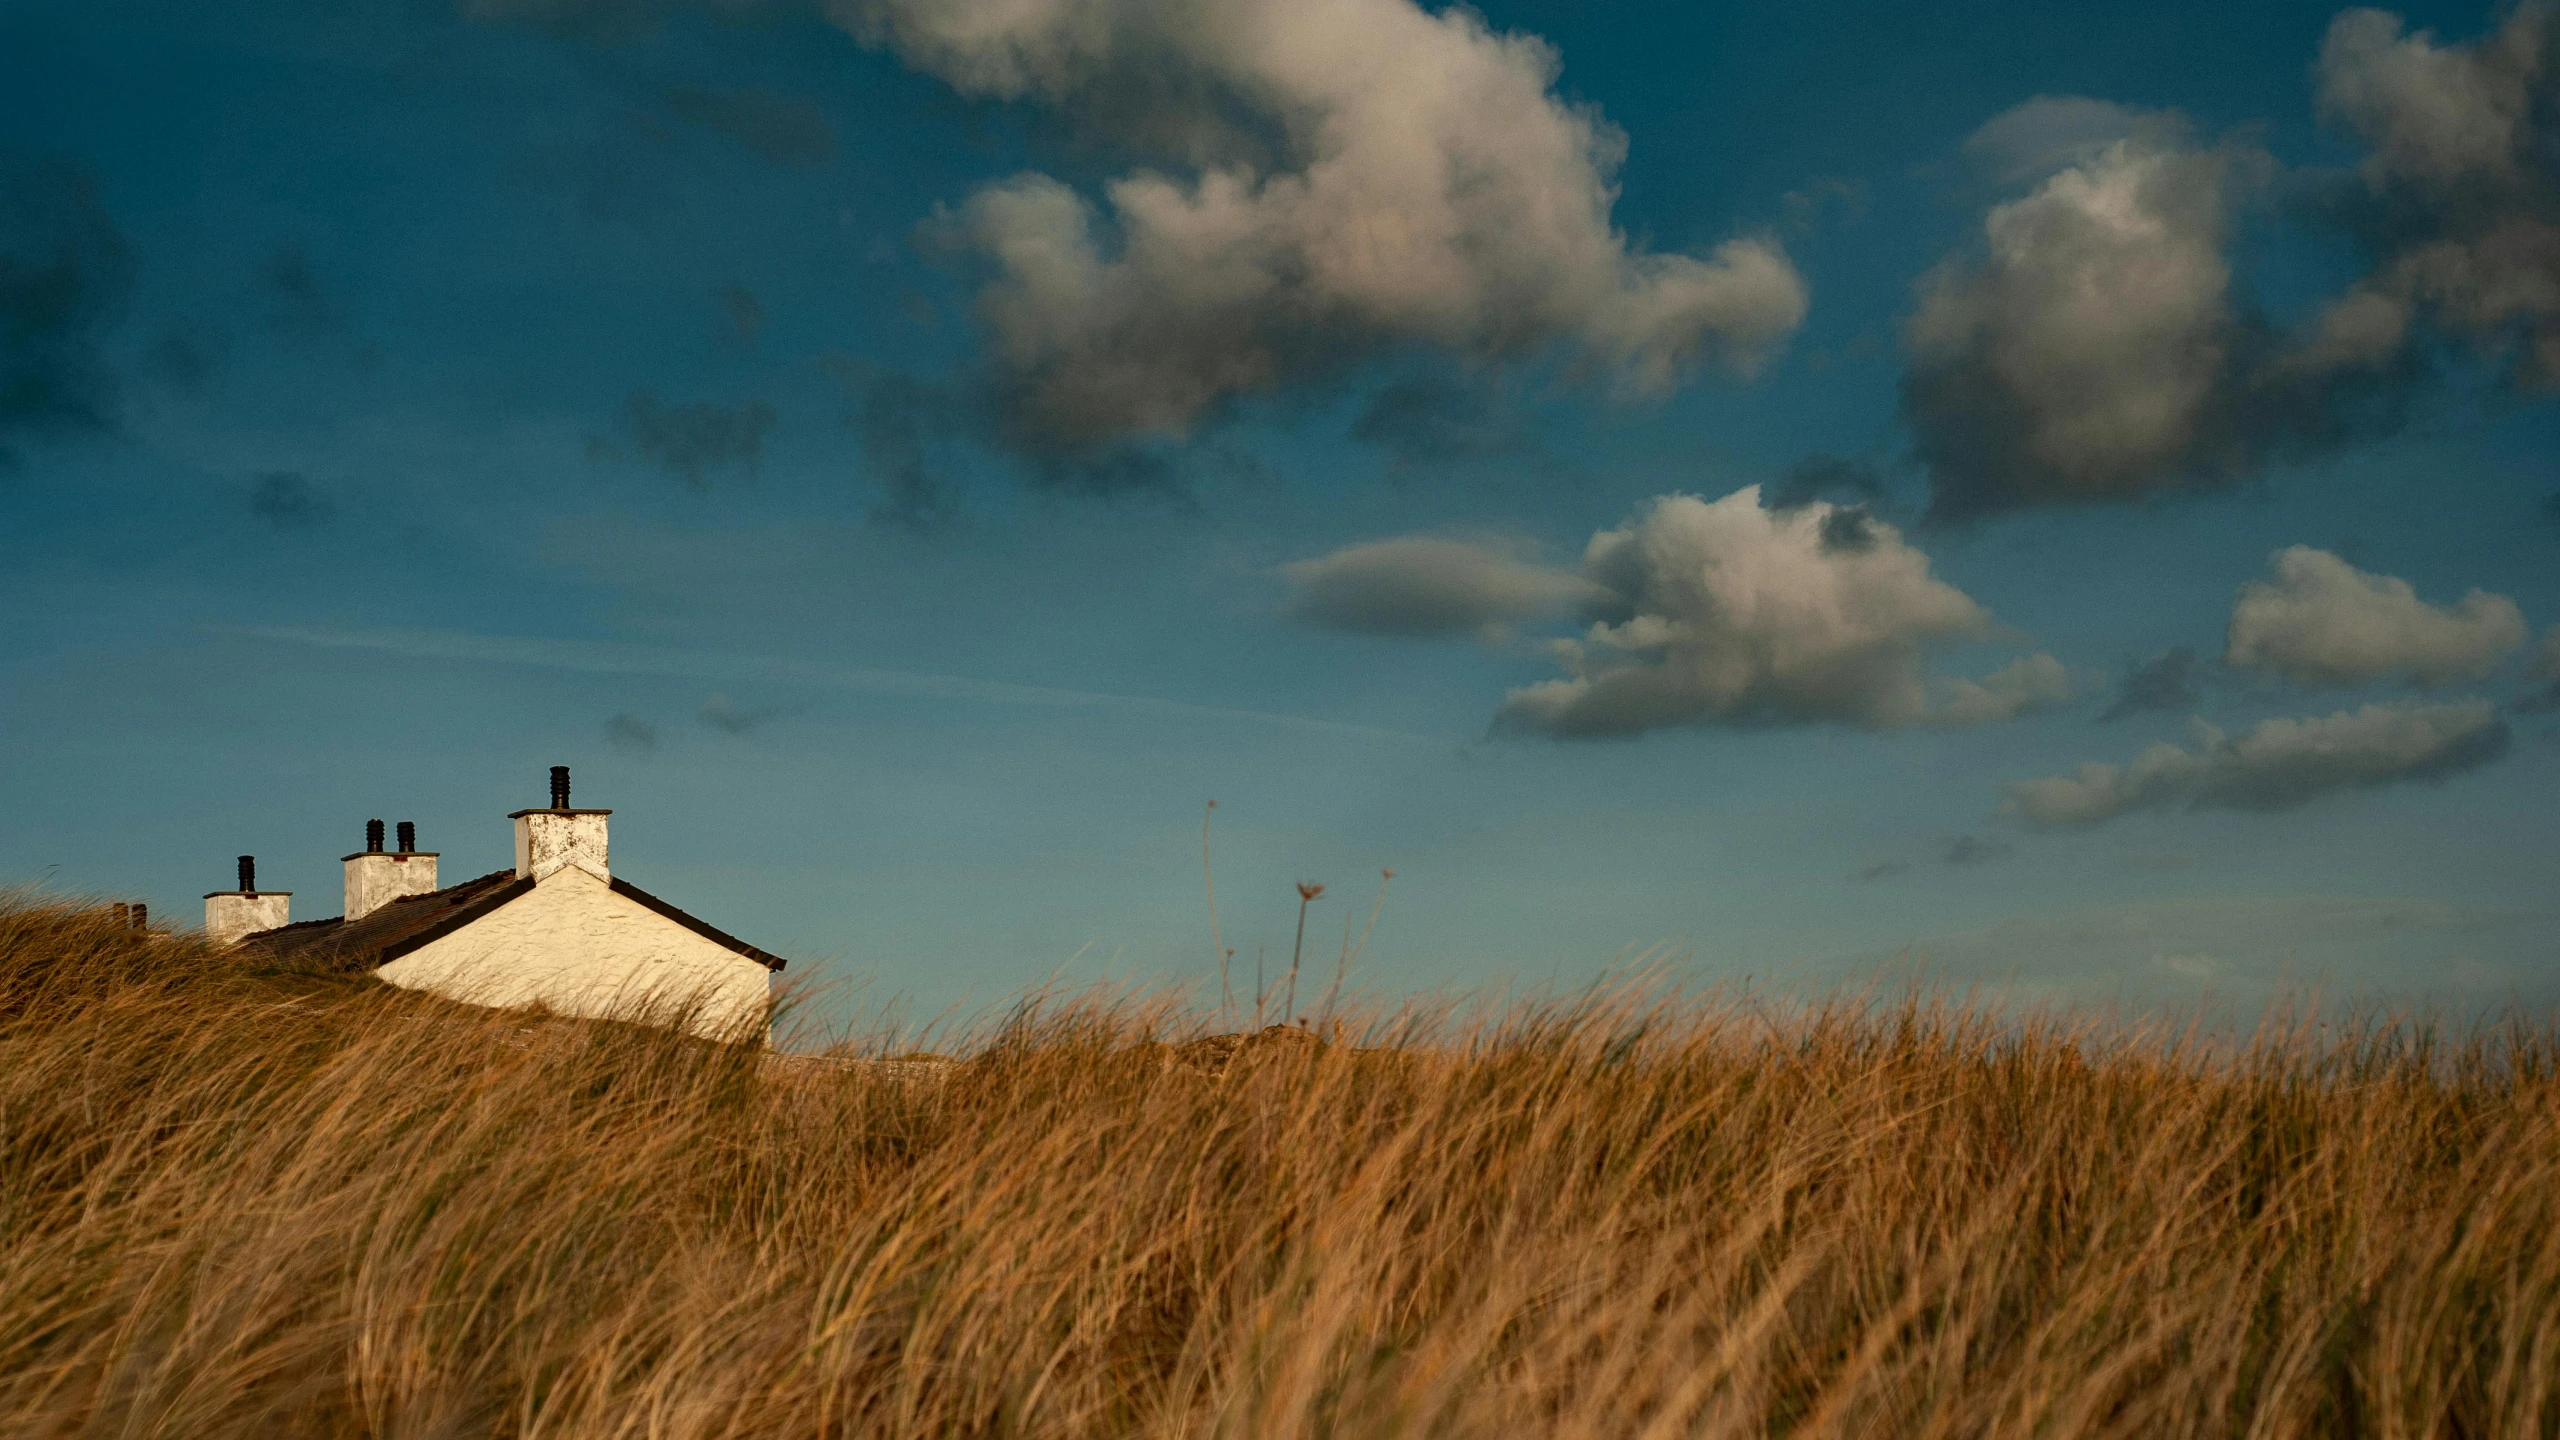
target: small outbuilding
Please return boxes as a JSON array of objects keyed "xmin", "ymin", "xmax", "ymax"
[{"xmin": 208, "ymin": 767, "xmax": 784, "ymax": 1040}]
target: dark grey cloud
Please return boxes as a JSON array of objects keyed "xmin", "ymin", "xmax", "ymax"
[
  {"xmin": 1942, "ymin": 834, "xmax": 2014, "ymax": 866},
  {"xmin": 1350, "ymin": 376, "xmax": 1523, "ymax": 470},
  {"xmin": 2307, "ymin": 5, "xmax": 2560, "ymax": 391},
  {"xmin": 260, "ymin": 247, "xmax": 340, "ymax": 338},
  {"xmin": 700, "ymin": 692, "xmax": 780, "ymax": 734},
  {"xmin": 714, "ymin": 283, "xmax": 764, "ymax": 346},
  {"xmin": 1767, "ymin": 453, "xmax": 1888, "ymax": 512},
  {"xmin": 141, "ymin": 323, "xmax": 227, "ymax": 395},
  {"xmin": 2001, "ymin": 700, "xmax": 2510, "ymax": 827},
  {"xmin": 2223, "ymin": 546, "xmax": 2525, "ymax": 688},
  {"xmin": 0, "ymin": 150, "xmax": 134, "ymax": 467},
  {"xmin": 511, "ymin": 110, "xmax": 687, "ymax": 224},
  {"xmin": 2100, "ymin": 646, "xmax": 2200, "ymax": 721},
  {"xmin": 248, "ymin": 471, "xmax": 335, "ymax": 529},
  {"xmin": 595, "ymin": 389, "xmax": 777, "ymax": 488},
  {"xmin": 1026, "ymin": 443, "xmax": 1187, "ymax": 498},
  {"xmin": 1278, "ymin": 535, "xmax": 1601, "ymax": 640},
  {"xmin": 659, "ymin": 84, "xmax": 835, "ymax": 166},
  {"xmin": 1904, "ymin": 107, "xmax": 2413, "ymax": 522},
  {"xmin": 2516, "ymin": 626, "xmax": 2560, "ymax": 714},
  {"xmin": 605, "ymin": 712, "xmax": 658, "ymax": 752},
  {"xmin": 829, "ymin": 362, "xmax": 963, "ymax": 528}
]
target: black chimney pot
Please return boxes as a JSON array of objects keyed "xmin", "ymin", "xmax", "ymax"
[
  {"xmin": 396, "ymin": 821, "xmax": 416, "ymax": 853},
  {"xmin": 237, "ymin": 855, "xmax": 256, "ymax": 893},
  {"xmin": 549, "ymin": 765, "xmax": 571, "ymax": 810},
  {"xmin": 366, "ymin": 818, "xmax": 385, "ymax": 853}
]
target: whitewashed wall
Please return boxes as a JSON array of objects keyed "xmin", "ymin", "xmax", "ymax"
[
  {"xmin": 206, "ymin": 893, "xmax": 290, "ymax": 946},
  {"xmin": 375, "ymin": 867, "xmax": 771, "ymax": 1042},
  {"xmin": 344, "ymin": 851, "xmax": 438, "ymax": 921}
]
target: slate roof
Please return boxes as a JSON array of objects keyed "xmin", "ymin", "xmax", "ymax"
[{"xmin": 240, "ymin": 869, "xmax": 786, "ymax": 973}]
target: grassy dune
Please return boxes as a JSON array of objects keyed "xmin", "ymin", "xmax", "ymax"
[{"xmin": 3, "ymin": 896, "xmax": 2558, "ymax": 1438}]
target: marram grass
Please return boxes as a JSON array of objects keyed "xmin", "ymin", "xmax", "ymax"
[{"xmin": 2, "ymin": 894, "xmax": 2557, "ymax": 1438}]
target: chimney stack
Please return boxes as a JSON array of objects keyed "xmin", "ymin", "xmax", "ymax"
[
  {"xmin": 205, "ymin": 855, "xmax": 290, "ymax": 945},
  {"xmin": 511, "ymin": 765, "xmax": 610, "ymax": 881},
  {"xmin": 344, "ymin": 819, "xmax": 439, "ymax": 922}
]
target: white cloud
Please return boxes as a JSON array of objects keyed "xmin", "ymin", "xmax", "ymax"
[
  {"xmin": 2321, "ymin": 6, "xmax": 2547, "ymax": 196},
  {"xmin": 1486, "ymin": 487, "xmax": 2062, "ymax": 737},
  {"xmin": 1936, "ymin": 653, "xmax": 2078, "ymax": 726},
  {"xmin": 1960, "ymin": 95, "xmax": 2149, "ymax": 187},
  {"xmin": 2222, "ymin": 546, "xmax": 2526, "ymax": 688},
  {"xmin": 1903, "ymin": 91, "xmax": 2434, "ymax": 521},
  {"xmin": 1276, "ymin": 535, "xmax": 1600, "ymax": 639},
  {"xmin": 2000, "ymin": 699, "xmax": 2509, "ymax": 828},
  {"xmin": 1903, "ymin": 112, "xmax": 2278, "ymax": 518},
  {"xmin": 833, "ymin": 0, "xmax": 1806, "ymax": 447}
]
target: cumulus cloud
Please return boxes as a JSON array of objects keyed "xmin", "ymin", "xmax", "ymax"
[
  {"xmin": 2307, "ymin": 5, "xmax": 2560, "ymax": 388},
  {"xmin": 1488, "ymin": 487, "xmax": 2066, "ymax": 737},
  {"xmin": 2101, "ymin": 646, "xmax": 2202, "ymax": 721},
  {"xmin": 2223, "ymin": 546, "xmax": 2526, "ymax": 688},
  {"xmin": 1935, "ymin": 653, "xmax": 2077, "ymax": 726},
  {"xmin": 594, "ymin": 389, "xmax": 778, "ymax": 488},
  {"xmin": 0, "ymin": 151, "xmax": 134, "ymax": 466},
  {"xmin": 1278, "ymin": 534, "xmax": 1599, "ymax": 639},
  {"xmin": 2000, "ymin": 699, "xmax": 2509, "ymax": 827},
  {"xmin": 841, "ymin": 0, "xmax": 1804, "ymax": 450},
  {"xmin": 1961, "ymin": 95, "xmax": 2152, "ymax": 187},
  {"xmin": 1904, "ymin": 105, "xmax": 2406, "ymax": 520}
]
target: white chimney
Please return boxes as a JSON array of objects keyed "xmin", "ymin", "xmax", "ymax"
[
  {"xmin": 510, "ymin": 765, "xmax": 610, "ymax": 882},
  {"xmin": 205, "ymin": 854, "xmax": 289, "ymax": 945},
  {"xmin": 343, "ymin": 819, "xmax": 440, "ymax": 921}
]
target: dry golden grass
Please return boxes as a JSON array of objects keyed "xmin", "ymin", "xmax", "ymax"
[{"xmin": 3, "ymin": 894, "xmax": 2558, "ymax": 1438}]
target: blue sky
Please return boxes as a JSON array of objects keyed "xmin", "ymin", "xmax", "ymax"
[{"xmin": 4, "ymin": 0, "xmax": 2555, "ymax": 1027}]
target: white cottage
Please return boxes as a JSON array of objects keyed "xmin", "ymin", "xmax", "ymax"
[{"xmin": 210, "ymin": 767, "xmax": 784, "ymax": 1040}]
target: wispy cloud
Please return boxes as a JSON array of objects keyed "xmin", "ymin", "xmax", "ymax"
[
  {"xmin": 605, "ymin": 712, "xmax": 657, "ymax": 753},
  {"xmin": 223, "ymin": 625, "xmax": 1443, "ymax": 744}
]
